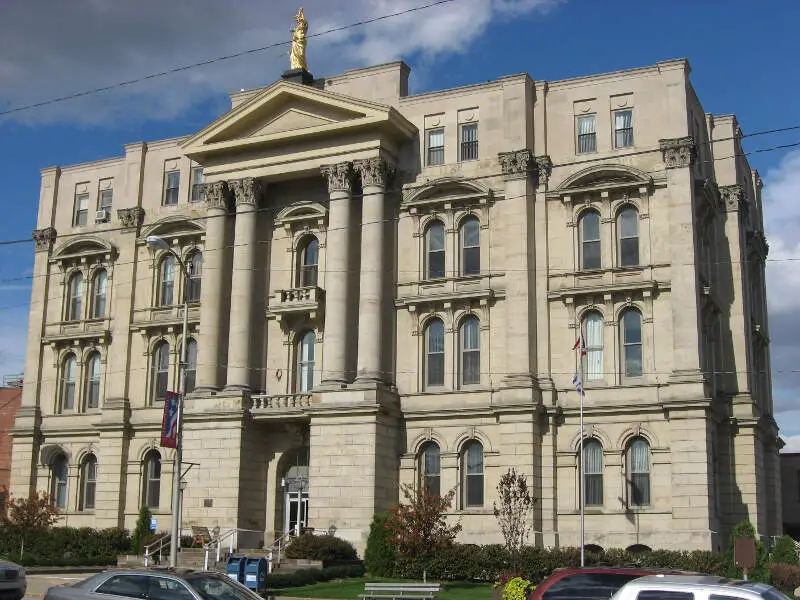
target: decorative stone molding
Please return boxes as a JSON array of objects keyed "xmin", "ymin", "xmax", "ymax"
[
  {"xmin": 117, "ymin": 207, "xmax": 145, "ymax": 230},
  {"xmin": 229, "ymin": 177, "xmax": 263, "ymax": 207},
  {"xmin": 353, "ymin": 157, "xmax": 395, "ymax": 189},
  {"xmin": 201, "ymin": 181, "xmax": 232, "ymax": 211},
  {"xmin": 32, "ymin": 227, "xmax": 57, "ymax": 252},
  {"xmin": 535, "ymin": 155, "xmax": 553, "ymax": 186},
  {"xmin": 719, "ymin": 184, "xmax": 744, "ymax": 212},
  {"xmin": 320, "ymin": 162, "xmax": 354, "ymax": 193},
  {"xmin": 658, "ymin": 136, "xmax": 696, "ymax": 169},
  {"xmin": 498, "ymin": 149, "xmax": 533, "ymax": 179}
]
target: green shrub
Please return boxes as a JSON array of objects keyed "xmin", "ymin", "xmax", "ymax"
[
  {"xmin": 285, "ymin": 533, "xmax": 358, "ymax": 563},
  {"xmin": 727, "ymin": 520, "xmax": 770, "ymax": 583},
  {"xmin": 770, "ymin": 563, "xmax": 800, "ymax": 595},
  {"xmin": 772, "ymin": 536, "xmax": 799, "ymax": 566},
  {"xmin": 365, "ymin": 513, "xmax": 396, "ymax": 577},
  {"xmin": 0, "ymin": 526, "xmax": 130, "ymax": 566},
  {"xmin": 265, "ymin": 563, "xmax": 366, "ymax": 590},
  {"xmin": 130, "ymin": 506, "xmax": 153, "ymax": 554}
]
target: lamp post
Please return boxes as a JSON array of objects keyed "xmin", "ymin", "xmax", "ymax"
[{"xmin": 146, "ymin": 235, "xmax": 190, "ymax": 569}]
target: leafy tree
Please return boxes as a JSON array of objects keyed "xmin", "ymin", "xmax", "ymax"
[
  {"xmin": 365, "ymin": 512, "xmax": 397, "ymax": 577},
  {"xmin": 772, "ymin": 535, "xmax": 799, "ymax": 566},
  {"xmin": 0, "ymin": 491, "xmax": 60, "ymax": 559},
  {"xmin": 131, "ymin": 505, "xmax": 153, "ymax": 554},
  {"xmin": 727, "ymin": 520, "xmax": 770, "ymax": 583},
  {"xmin": 385, "ymin": 483, "xmax": 462, "ymax": 582},
  {"xmin": 493, "ymin": 468, "xmax": 536, "ymax": 571}
]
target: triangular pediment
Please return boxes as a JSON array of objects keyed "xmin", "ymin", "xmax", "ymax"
[{"xmin": 181, "ymin": 81, "xmax": 415, "ymax": 159}]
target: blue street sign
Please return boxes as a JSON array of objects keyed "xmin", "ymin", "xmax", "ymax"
[{"xmin": 150, "ymin": 517, "xmax": 157, "ymax": 532}]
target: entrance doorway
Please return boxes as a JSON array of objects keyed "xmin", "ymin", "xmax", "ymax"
[
  {"xmin": 280, "ymin": 446, "xmax": 310, "ymax": 536},
  {"xmin": 284, "ymin": 490, "xmax": 309, "ymax": 536}
]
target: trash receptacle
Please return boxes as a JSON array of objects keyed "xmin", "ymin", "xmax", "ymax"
[
  {"xmin": 226, "ymin": 555, "xmax": 246, "ymax": 583},
  {"xmin": 243, "ymin": 557, "xmax": 268, "ymax": 593}
]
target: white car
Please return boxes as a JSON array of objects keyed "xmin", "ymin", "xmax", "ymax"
[
  {"xmin": 0, "ymin": 559, "xmax": 26, "ymax": 600},
  {"xmin": 610, "ymin": 574, "xmax": 792, "ymax": 600}
]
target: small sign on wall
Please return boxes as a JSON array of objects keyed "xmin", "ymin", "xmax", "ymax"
[{"xmin": 150, "ymin": 517, "xmax": 157, "ymax": 532}]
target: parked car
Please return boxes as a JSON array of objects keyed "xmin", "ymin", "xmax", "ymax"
[
  {"xmin": 531, "ymin": 566, "xmax": 700, "ymax": 600},
  {"xmin": 0, "ymin": 559, "xmax": 26, "ymax": 600},
  {"xmin": 43, "ymin": 568, "xmax": 261, "ymax": 600},
  {"xmin": 609, "ymin": 574, "xmax": 793, "ymax": 600}
]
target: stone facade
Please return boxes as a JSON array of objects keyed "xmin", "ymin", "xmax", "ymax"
[{"xmin": 12, "ymin": 59, "xmax": 781, "ymax": 554}]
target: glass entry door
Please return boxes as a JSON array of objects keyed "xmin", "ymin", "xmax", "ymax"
[{"xmin": 284, "ymin": 491, "xmax": 309, "ymax": 536}]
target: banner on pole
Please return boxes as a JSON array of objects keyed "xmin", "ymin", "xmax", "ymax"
[{"xmin": 161, "ymin": 391, "xmax": 180, "ymax": 448}]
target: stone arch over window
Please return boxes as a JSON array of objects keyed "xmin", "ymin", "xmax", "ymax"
[
  {"xmin": 142, "ymin": 449, "xmax": 161, "ymax": 509},
  {"xmin": 84, "ymin": 350, "xmax": 102, "ymax": 410},
  {"xmin": 580, "ymin": 438, "xmax": 604, "ymax": 507},
  {"xmin": 458, "ymin": 314, "xmax": 480, "ymax": 387},
  {"xmin": 625, "ymin": 436, "xmax": 651, "ymax": 506},
  {"xmin": 151, "ymin": 340, "xmax": 170, "ymax": 403},
  {"xmin": 460, "ymin": 439, "xmax": 484, "ymax": 508},
  {"xmin": 423, "ymin": 317, "xmax": 445, "ymax": 388},
  {"xmin": 458, "ymin": 214, "xmax": 480, "ymax": 276},
  {"xmin": 296, "ymin": 235, "xmax": 319, "ymax": 288},
  {"xmin": 578, "ymin": 209, "xmax": 601, "ymax": 270},
  {"xmin": 186, "ymin": 250, "xmax": 203, "ymax": 303},
  {"xmin": 60, "ymin": 352, "xmax": 78, "ymax": 412},
  {"xmin": 418, "ymin": 441, "xmax": 441, "ymax": 498},
  {"xmin": 295, "ymin": 330, "xmax": 316, "ymax": 393},
  {"xmin": 66, "ymin": 271, "xmax": 84, "ymax": 321},
  {"xmin": 581, "ymin": 310, "xmax": 604, "ymax": 381},
  {"xmin": 424, "ymin": 220, "xmax": 446, "ymax": 280},
  {"xmin": 616, "ymin": 204, "xmax": 640, "ymax": 267},
  {"xmin": 50, "ymin": 452, "xmax": 69, "ymax": 510},
  {"xmin": 79, "ymin": 453, "xmax": 98, "ymax": 511},
  {"xmin": 90, "ymin": 268, "xmax": 108, "ymax": 318},
  {"xmin": 404, "ymin": 176, "xmax": 493, "ymax": 205},
  {"xmin": 555, "ymin": 164, "xmax": 653, "ymax": 192},
  {"xmin": 619, "ymin": 308, "xmax": 643, "ymax": 378}
]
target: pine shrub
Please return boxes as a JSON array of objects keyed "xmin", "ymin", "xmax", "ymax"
[{"xmin": 364, "ymin": 513, "xmax": 396, "ymax": 576}]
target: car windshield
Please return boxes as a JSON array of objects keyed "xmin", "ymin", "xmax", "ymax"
[
  {"xmin": 760, "ymin": 589, "xmax": 793, "ymax": 600},
  {"xmin": 185, "ymin": 574, "xmax": 260, "ymax": 600}
]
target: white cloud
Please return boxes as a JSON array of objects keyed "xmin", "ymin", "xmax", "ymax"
[
  {"xmin": 782, "ymin": 435, "xmax": 800, "ymax": 454},
  {"xmin": 0, "ymin": 0, "xmax": 560, "ymax": 126}
]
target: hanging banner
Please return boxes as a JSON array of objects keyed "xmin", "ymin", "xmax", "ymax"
[{"xmin": 161, "ymin": 391, "xmax": 180, "ymax": 448}]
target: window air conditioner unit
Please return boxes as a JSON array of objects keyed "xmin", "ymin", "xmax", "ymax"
[{"xmin": 95, "ymin": 209, "xmax": 109, "ymax": 223}]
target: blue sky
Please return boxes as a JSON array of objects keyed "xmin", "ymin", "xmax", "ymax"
[{"xmin": 1, "ymin": 0, "xmax": 798, "ymax": 447}]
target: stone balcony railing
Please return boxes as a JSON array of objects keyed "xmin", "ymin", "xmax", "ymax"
[
  {"xmin": 266, "ymin": 286, "xmax": 324, "ymax": 321},
  {"xmin": 43, "ymin": 317, "xmax": 111, "ymax": 343},
  {"xmin": 250, "ymin": 393, "xmax": 313, "ymax": 414}
]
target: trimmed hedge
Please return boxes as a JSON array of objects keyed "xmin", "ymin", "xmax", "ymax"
[
  {"xmin": 285, "ymin": 533, "xmax": 358, "ymax": 564},
  {"xmin": 0, "ymin": 526, "xmax": 130, "ymax": 566},
  {"xmin": 267, "ymin": 563, "xmax": 365, "ymax": 589}
]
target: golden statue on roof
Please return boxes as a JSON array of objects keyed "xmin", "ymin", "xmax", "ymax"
[{"xmin": 290, "ymin": 8, "xmax": 309, "ymax": 71}]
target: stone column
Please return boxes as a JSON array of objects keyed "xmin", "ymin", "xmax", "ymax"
[
  {"xmin": 497, "ymin": 150, "xmax": 536, "ymax": 389},
  {"xmin": 659, "ymin": 137, "xmax": 704, "ymax": 389},
  {"xmin": 195, "ymin": 182, "xmax": 231, "ymax": 392},
  {"xmin": 225, "ymin": 178, "xmax": 262, "ymax": 391},
  {"xmin": 533, "ymin": 155, "xmax": 554, "ymax": 392},
  {"xmin": 319, "ymin": 163, "xmax": 355, "ymax": 386},
  {"xmin": 354, "ymin": 157, "xmax": 393, "ymax": 384}
]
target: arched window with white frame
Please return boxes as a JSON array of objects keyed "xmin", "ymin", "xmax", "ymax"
[
  {"xmin": 157, "ymin": 255, "xmax": 175, "ymax": 306},
  {"xmin": 66, "ymin": 272, "xmax": 84, "ymax": 321},
  {"xmin": 582, "ymin": 438, "xmax": 603, "ymax": 507},
  {"xmin": 626, "ymin": 437, "xmax": 651, "ymax": 506},
  {"xmin": 61, "ymin": 353, "xmax": 77, "ymax": 412},
  {"xmin": 91, "ymin": 269, "xmax": 107, "ymax": 318},
  {"xmin": 579, "ymin": 210, "xmax": 601, "ymax": 270},
  {"xmin": 424, "ymin": 318, "xmax": 445, "ymax": 388},
  {"xmin": 85, "ymin": 351, "xmax": 101, "ymax": 409},
  {"xmin": 620, "ymin": 308, "xmax": 643, "ymax": 378},
  {"xmin": 186, "ymin": 251, "xmax": 203, "ymax": 303},
  {"xmin": 151, "ymin": 341, "xmax": 170, "ymax": 402},
  {"xmin": 79, "ymin": 454, "xmax": 97, "ymax": 511},
  {"xmin": 617, "ymin": 206, "xmax": 639, "ymax": 267},
  {"xmin": 424, "ymin": 221, "xmax": 446, "ymax": 279},
  {"xmin": 142, "ymin": 450, "xmax": 161, "ymax": 509},
  {"xmin": 184, "ymin": 338, "xmax": 198, "ymax": 394},
  {"xmin": 297, "ymin": 236, "xmax": 319, "ymax": 287},
  {"xmin": 459, "ymin": 315, "xmax": 480, "ymax": 386},
  {"xmin": 50, "ymin": 453, "xmax": 68, "ymax": 510},
  {"xmin": 459, "ymin": 216, "xmax": 480, "ymax": 276},
  {"xmin": 419, "ymin": 442, "xmax": 441, "ymax": 498},
  {"xmin": 462, "ymin": 440, "xmax": 484, "ymax": 508},
  {"xmin": 296, "ymin": 331, "xmax": 315, "ymax": 393},
  {"xmin": 582, "ymin": 311, "xmax": 604, "ymax": 381}
]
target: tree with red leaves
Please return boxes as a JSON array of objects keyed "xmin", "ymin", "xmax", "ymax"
[
  {"xmin": 1, "ymin": 492, "xmax": 60, "ymax": 559},
  {"xmin": 385, "ymin": 483, "xmax": 462, "ymax": 582}
]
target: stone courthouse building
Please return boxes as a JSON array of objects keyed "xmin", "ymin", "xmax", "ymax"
[{"xmin": 12, "ymin": 53, "xmax": 782, "ymax": 554}]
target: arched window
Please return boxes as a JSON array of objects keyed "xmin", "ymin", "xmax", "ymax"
[
  {"xmin": 582, "ymin": 439, "xmax": 603, "ymax": 507},
  {"xmin": 79, "ymin": 454, "xmax": 97, "ymax": 511},
  {"xmin": 425, "ymin": 221, "xmax": 446, "ymax": 279},
  {"xmin": 61, "ymin": 354, "xmax": 77, "ymax": 411},
  {"xmin": 298, "ymin": 237, "xmax": 319, "ymax": 287},
  {"xmin": 459, "ymin": 216, "xmax": 480, "ymax": 276},
  {"xmin": 617, "ymin": 206, "xmax": 639, "ymax": 267},
  {"xmin": 184, "ymin": 339, "xmax": 198, "ymax": 394},
  {"xmin": 627, "ymin": 437, "xmax": 651, "ymax": 506},
  {"xmin": 459, "ymin": 315, "xmax": 480, "ymax": 386},
  {"xmin": 419, "ymin": 442, "xmax": 441, "ymax": 498},
  {"xmin": 296, "ymin": 331, "xmax": 315, "ymax": 393},
  {"xmin": 158, "ymin": 255, "xmax": 175, "ymax": 306},
  {"xmin": 186, "ymin": 251, "xmax": 203, "ymax": 302},
  {"xmin": 620, "ymin": 309, "xmax": 643, "ymax": 378},
  {"xmin": 462, "ymin": 440, "xmax": 484, "ymax": 507},
  {"xmin": 579, "ymin": 210, "xmax": 601, "ymax": 270},
  {"xmin": 50, "ymin": 453, "xmax": 68, "ymax": 510},
  {"xmin": 424, "ymin": 318, "xmax": 445, "ymax": 388},
  {"xmin": 85, "ymin": 352, "xmax": 101, "ymax": 409},
  {"xmin": 91, "ymin": 269, "xmax": 107, "ymax": 318},
  {"xmin": 583, "ymin": 312, "xmax": 604, "ymax": 381},
  {"xmin": 142, "ymin": 451, "xmax": 161, "ymax": 509},
  {"xmin": 151, "ymin": 341, "xmax": 170, "ymax": 402},
  {"xmin": 67, "ymin": 272, "xmax": 84, "ymax": 321}
]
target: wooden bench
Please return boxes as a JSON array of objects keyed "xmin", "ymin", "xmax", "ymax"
[
  {"xmin": 191, "ymin": 526, "xmax": 211, "ymax": 547},
  {"xmin": 360, "ymin": 582, "xmax": 441, "ymax": 600}
]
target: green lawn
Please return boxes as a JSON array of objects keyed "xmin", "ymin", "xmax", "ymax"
[{"xmin": 271, "ymin": 577, "xmax": 491, "ymax": 600}]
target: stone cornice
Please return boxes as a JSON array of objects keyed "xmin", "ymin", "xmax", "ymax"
[
  {"xmin": 320, "ymin": 162, "xmax": 354, "ymax": 194},
  {"xmin": 201, "ymin": 181, "xmax": 232, "ymax": 212},
  {"xmin": 117, "ymin": 207, "xmax": 145, "ymax": 231},
  {"xmin": 659, "ymin": 136, "xmax": 696, "ymax": 169},
  {"xmin": 229, "ymin": 177, "xmax": 263, "ymax": 207},
  {"xmin": 353, "ymin": 157, "xmax": 395, "ymax": 189},
  {"xmin": 32, "ymin": 227, "xmax": 57, "ymax": 252}
]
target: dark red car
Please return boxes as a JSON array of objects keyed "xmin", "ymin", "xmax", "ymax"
[{"xmin": 530, "ymin": 566, "xmax": 699, "ymax": 600}]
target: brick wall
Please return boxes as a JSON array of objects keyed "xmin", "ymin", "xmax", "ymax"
[{"xmin": 0, "ymin": 387, "xmax": 23, "ymax": 509}]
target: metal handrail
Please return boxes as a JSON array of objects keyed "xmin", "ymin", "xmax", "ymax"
[
  {"xmin": 267, "ymin": 531, "xmax": 295, "ymax": 572},
  {"xmin": 143, "ymin": 533, "xmax": 171, "ymax": 567},
  {"xmin": 202, "ymin": 528, "xmax": 264, "ymax": 571}
]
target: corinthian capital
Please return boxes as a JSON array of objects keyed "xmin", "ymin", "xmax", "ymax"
[
  {"xmin": 32, "ymin": 227, "xmax": 57, "ymax": 252},
  {"xmin": 229, "ymin": 177, "xmax": 263, "ymax": 207},
  {"xmin": 320, "ymin": 162, "xmax": 354, "ymax": 194},
  {"xmin": 117, "ymin": 207, "xmax": 145, "ymax": 231},
  {"xmin": 353, "ymin": 157, "xmax": 395, "ymax": 189},
  {"xmin": 535, "ymin": 155, "xmax": 553, "ymax": 186},
  {"xmin": 201, "ymin": 181, "xmax": 232, "ymax": 211},
  {"xmin": 659, "ymin": 136, "xmax": 696, "ymax": 169},
  {"xmin": 498, "ymin": 149, "xmax": 533, "ymax": 179},
  {"xmin": 719, "ymin": 184, "xmax": 744, "ymax": 212}
]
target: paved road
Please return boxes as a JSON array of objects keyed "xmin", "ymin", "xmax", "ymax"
[{"xmin": 24, "ymin": 573, "xmax": 94, "ymax": 600}]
